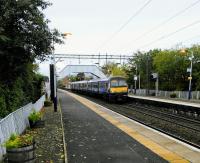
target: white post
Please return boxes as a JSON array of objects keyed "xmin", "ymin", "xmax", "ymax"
[
  {"xmin": 156, "ymin": 75, "xmax": 159, "ymax": 96},
  {"xmin": 139, "ymin": 74, "xmax": 141, "ymax": 90},
  {"xmin": 188, "ymin": 52, "xmax": 194, "ymax": 100}
]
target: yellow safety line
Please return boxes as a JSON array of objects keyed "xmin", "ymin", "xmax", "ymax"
[
  {"xmin": 66, "ymin": 91, "xmax": 189, "ymax": 163},
  {"xmin": 58, "ymin": 99, "xmax": 68, "ymax": 163}
]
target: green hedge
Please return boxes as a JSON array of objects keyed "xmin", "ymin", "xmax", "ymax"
[{"xmin": 0, "ymin": 73, "xmax": 45, "ymax": 118}]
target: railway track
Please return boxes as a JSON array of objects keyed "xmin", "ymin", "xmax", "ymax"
[
  {"xmin": 125, "ymin": 103, "xmax": 200, "ymax": 131},
  {"xmin": 72, "ymin": 93, "xmax": 200, "ymax": 148}
]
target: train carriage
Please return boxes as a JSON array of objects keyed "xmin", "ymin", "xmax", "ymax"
[{"xmin": 70, "ymin": 76, "xmax": 128, "ymax": 102}]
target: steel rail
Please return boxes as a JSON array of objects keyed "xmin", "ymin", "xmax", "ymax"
[
  {"xmin": 98, "ymin": 102, "xmax": 200, "ymax": 149},
  {"xmin": 105, "ymin": 103, "xmax": 200, "ymax": 133},
  {"xmin": 106, "ymin": 104, "xmax": 200, "ymax": 149},
  {"xmin": 127, "ymin": 103, "xmax": 200, "ymax": 125}
]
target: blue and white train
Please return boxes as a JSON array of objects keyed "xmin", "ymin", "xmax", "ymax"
[{"xmin": 70, "ymin": 76, "xmax": 128, "ymax": 102}]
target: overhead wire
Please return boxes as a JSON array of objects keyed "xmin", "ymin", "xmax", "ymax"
[
  {"xmin": 138, "ymin": 19, "xmax": 200, "ymax": 49},
  {"xmin": 170, "ymin": 34, "xmax": 200, "ymax": 49},
  {"xmin": 96, "ymin": 0, "xmax": 153, "ymax": 52},
  {"xmin": 179, "ymin": 34, "xmax": 200, "ymax": 43},
  {"xmin": 123, "ymin": 0, "xmax": 200, "ymax": 49}
]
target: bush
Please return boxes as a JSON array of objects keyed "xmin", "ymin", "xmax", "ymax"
[
  {"xmin": 0, "ymin": 84, "xmax": 7, "ymax": 117},
  {"xmin": 0, "ymin": 65, "xmax": 47, "ymax": 118},
  {"xmin": 170, "ymin": 93, "xmax": 177, "ymax": 98},
  {"xmin": 28, "ymin": 111, "xmax": 41, "ymax": 123},
  {"xmin": 44, "ymin": 100, "xmax": 52, "ymax": 107},
  {"xmin": 4, "ymin": 133, "xmax": 33, "ymax": 149}
]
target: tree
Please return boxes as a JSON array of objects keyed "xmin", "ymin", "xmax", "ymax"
[
  {"xmin": 153, "ymin": 50, "xmax": 188, "ymax": 90},
  {"xmin": 125, "ymin": 46, "xmax": 200, "ymax": 91},
  {"xmin": 0, "ymin": 0, "xmax": 63, "ymax": 84},
  {"xmin": 77, "ymin": 72, "xmax": 85, "ymax": 81},
  {"xmin": 0, "ymin": 0, "xmax": 63, "ymax": 117},
  {"xmin": 124, "ymin": 50, "xmax": 160, "ymax": 89},
  {"xmin": 101, "ymin": 62, "xmax": 126, "ymax": 77},
  {"xmin": 185, "ymin": 45, "xmax": 200, "ymax": 90}
]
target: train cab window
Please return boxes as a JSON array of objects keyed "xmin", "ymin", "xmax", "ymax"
[
  {"xmin": 110, "ymin": 80, "xmax": 118, "ymax": 87},
  {"xmin": 110, "ymin": 79, "xmax": 127, "ymax": 87},
  {"xmin": 119, "ymin": 80, "xmax": 127, "ymax": 87}
]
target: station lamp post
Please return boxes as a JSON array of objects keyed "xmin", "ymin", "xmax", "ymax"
[
  {"xmin": 51, "ymin": 32, "xmax": 72, "ymax": 112},
  {"xmin": 188, "ymin": 53, "xmax": 194, "ymax": 100},
  {"xmin": 133, "ymin": 65, "xmax": 137, "ymax": 94},
  {"xmin": 180, "ymin": 49, "xmax": 194, "ymax": 100}
]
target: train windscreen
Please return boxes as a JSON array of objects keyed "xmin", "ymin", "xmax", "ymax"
[{"xmin": 110, "ymin": 79, "xmax": 127, "ymax": 87}]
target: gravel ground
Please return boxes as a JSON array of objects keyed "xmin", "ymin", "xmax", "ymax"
[{"xmin": 32, "ymin": 105, "xmax": 65, "ymax": 163}]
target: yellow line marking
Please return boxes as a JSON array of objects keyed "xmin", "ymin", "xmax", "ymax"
[
  {"xmin": 58, "ymin": 99, "xmax": 68, "ymax": 163},
  {"xmin": 170, "ymin": 160, "xmax": 190, "ymax": 163},
  {"xmin": 66, "ymin": 91, "xmax": 190, "ymax": 163}
]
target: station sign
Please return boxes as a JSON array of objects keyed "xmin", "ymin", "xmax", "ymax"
[
  {"xmin": 187, "ymin": 68, "xmax": 191, "ymax": 73},
  {"xmin": 134, "ymin": 75, "xmax": 137, "ymax": 81}
]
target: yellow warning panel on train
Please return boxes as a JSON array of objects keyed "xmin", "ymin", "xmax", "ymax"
[{"xmin": 110, "ymin": 87, "xmax": 128, "ymax": 93}]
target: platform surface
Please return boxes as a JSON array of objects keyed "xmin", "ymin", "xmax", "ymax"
[
  {"xmin": 129, "ymin": 94, "xmax": 200, "ymax": 108},
  {"xmin": 59, "ymin": 90, "xmax": 200, "ymax": 163}
]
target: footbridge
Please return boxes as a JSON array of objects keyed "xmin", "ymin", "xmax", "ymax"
[{"xmin": 58, "ymin": 65, "xmax": 106, "ymax": 79}]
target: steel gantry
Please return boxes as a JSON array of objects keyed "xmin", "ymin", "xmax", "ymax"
[{"xmin": 53, "ymin": 53, "xmax": 134, "ymax": 65}]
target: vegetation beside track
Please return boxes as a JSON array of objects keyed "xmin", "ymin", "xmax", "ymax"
[{"xmin": 124, "ymin": 47, "xmax": 200, "ymax": 91}]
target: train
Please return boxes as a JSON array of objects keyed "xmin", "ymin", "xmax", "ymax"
[{"xmin": 70, "ymin": 76, "xmax": 128, "ymax": 102}]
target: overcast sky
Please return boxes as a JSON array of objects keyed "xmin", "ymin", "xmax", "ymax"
[{"xmin": 39, "ymin": 0, "xmax": 200, "ymax": 76}]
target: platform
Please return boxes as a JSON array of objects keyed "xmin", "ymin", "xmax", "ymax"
[
  {"xmin": 129, "ymin": 94, "xmax": 200, "ymax": 109},
  {"xmin": 59, "ymin": 90, "xmax": 200, "ymax": 163}
]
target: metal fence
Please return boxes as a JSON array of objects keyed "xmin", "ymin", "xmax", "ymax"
[
  {"xmin": 45, "ymin": 82, "xmax": 51, "ymax": 99},
  {"xmin": 0, "ymin": 95, "xmax": 45, "ymax": 161},
  {"xmin": 129, "ymin": 89, "xmax": 200, "ymax": 100}
]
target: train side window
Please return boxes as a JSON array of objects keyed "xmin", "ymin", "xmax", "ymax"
[
  {"xmin": 104, "ymin": 82, "xmax": 108, "ymax": 88},
  {"xmin": 119, "ymin": 80, "xmax": 127, "ymax": 86},
  {"xmin": 100, "ymin": 82, "xmax": 103, "ymax": 88}
]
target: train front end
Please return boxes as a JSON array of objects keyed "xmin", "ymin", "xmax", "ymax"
[{"xmin": 108, "ymin": 77, "xmax": 128, "ymax": 102}]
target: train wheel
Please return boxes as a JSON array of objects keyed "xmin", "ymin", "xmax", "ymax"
[
  {"xmin": 108, "ymin": 95, "xmax": 113, "ymax": 103},
  {"xmin": 124, "ymin": 96, "xmax": 127, "ymax": 102}
]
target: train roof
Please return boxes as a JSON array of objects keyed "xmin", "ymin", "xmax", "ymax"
[
  {"xmin": 71, "ymin": 80, "xmax": 88, "ymax": 84},
  {"xmin": 71, "ymin": 76, "xmax": 126, "ymax": 84},
  {"xmin": 109, "ymin": 76, "xmax": 126, "ymax": 80},
  {"xmin": 88, "ymin": 78, "xmax": 108, "ymax": 83}
]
